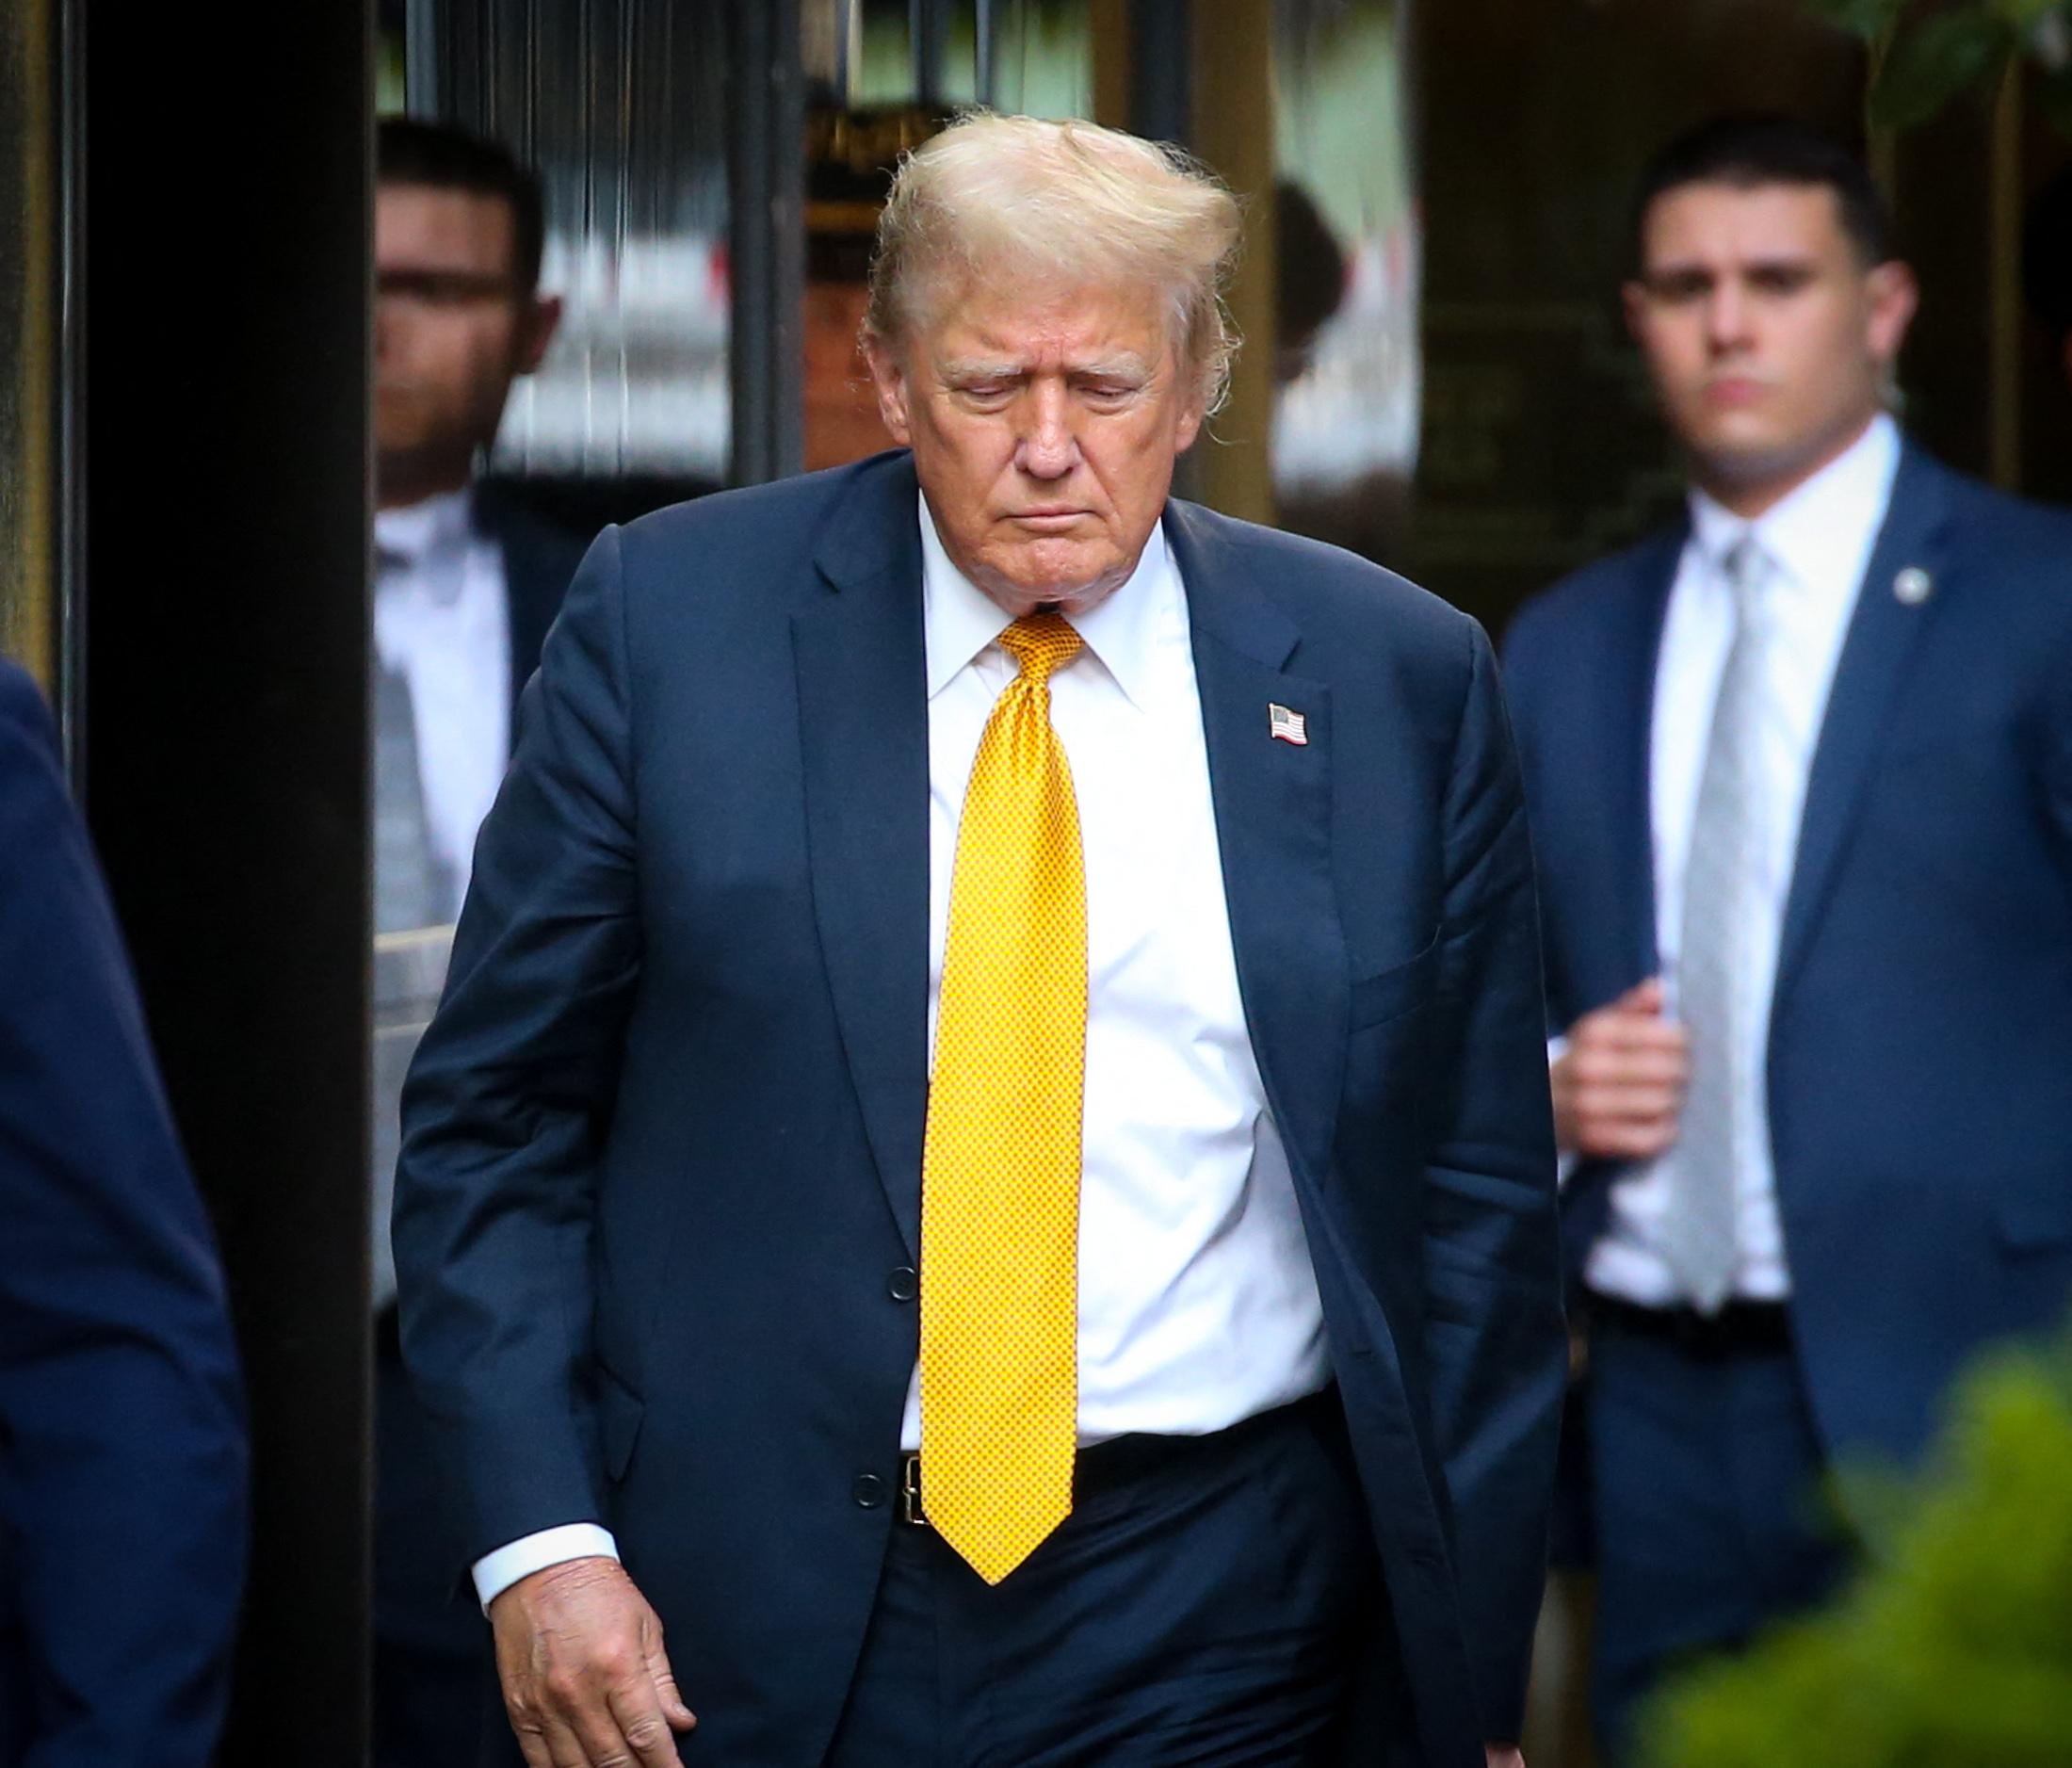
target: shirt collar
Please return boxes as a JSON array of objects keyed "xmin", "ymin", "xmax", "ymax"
[
  {"xmin": 375, "ymin": 487, "xmax": 475, "ymax": 572},
  {"xmin": 1687, "ymin": 412, "xmax": 1900, "ymax": 594},
  {"xmin": 918, "ymin": 490, "xmax": 1176, "ymax": 711}
]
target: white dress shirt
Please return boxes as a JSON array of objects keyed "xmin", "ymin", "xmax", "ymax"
[
  {"xmin": 902, "ymin": 494, "xmax": 1328, "ymax": 1451},
  {"xmin": 374, "ymin": 489, "xmax": 511, "ymax": 925},
  {"xmin": 473, "ymin": 500, "xmax": 1331, "ymax": 1607},
  {"xmin": 1586, "ymin": 414, "xmax": 1900, "ymax": 1307}
]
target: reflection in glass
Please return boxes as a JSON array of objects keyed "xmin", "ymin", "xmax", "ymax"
[
  {"xmin": 1271, "ymin": 0, "xmax": 1420, "ymax": 561},
  {"xmin": 801, "ymin": 1, "xmax": 1098, "ymax": 474},
  {"xmin": 426, "ymin": 0, "xmax": 734, "ymax": 483}
]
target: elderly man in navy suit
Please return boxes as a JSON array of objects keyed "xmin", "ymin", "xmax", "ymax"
[
  {"xmin": 1502, "ymin": 115, "xmax": 2072, "ymax": 1762},
  {"xmin": 0, "ymin": 659, "xmax": 247, "ymax": 1768},
  {"xmin": 397, "ymin": 113, "xmax": 1564, "ymax": 1768}
]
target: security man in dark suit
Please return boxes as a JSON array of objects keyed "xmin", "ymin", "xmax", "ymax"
[{"xmin": 1502, "ymin": 116, "xmax": 2072, "ymax": 1762}]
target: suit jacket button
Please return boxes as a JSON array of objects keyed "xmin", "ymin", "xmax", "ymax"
[
  {"xmin": 887, "ymin": 1266, "xmax": 918, "ymax": 1303},
  {"xmin": 852, "ymin": 1473, "xmax": 887, "ymax": 1509}
]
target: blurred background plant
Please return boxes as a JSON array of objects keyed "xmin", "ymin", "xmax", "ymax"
[
  {"xmin": 1809, "ymin": 0, "xmax": 2072, "ymax": 133},
  {"xmin": 1639, "ymin": 1327, "xmax": 2072, "ymax": 1766}
]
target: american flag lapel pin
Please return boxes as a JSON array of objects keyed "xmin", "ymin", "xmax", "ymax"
[{"xmin": 1268, "ymin": 703, "xmax": 1308, "ymax": 746}]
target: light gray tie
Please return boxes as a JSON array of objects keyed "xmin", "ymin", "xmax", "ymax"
[
  {"xmin": 1669, "ymin": 535, "xmax": 1769, "ymax": 1314},
  {"xmin": 372, "ymin": 660, "xmax": 453, "ymax": 935}
]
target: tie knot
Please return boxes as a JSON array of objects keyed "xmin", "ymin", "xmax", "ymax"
[
  {"xmin": 997, "ymin": 614, "xmax": 1083, "ymax": 685},
  {"xmin": 1721, "ymin": 534, "xmax": 1770, "ymax": 611}
]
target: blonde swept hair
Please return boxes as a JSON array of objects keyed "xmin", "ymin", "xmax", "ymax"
[{"xmin": 864, "ymin": 112, "xmax": 1245, "ymax": 414}]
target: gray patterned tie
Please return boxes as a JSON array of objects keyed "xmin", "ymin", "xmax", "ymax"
[
  {"xmin": 370, "ymin": 658, "xmax": 455, "ymax": 1310},
  {"xmin": 372, "ymin": 660, "xmax": 452, "ymax": 935},
  {"xmin": 1669, "ymin": 534, "xmax": 1768, "ymax": 1314}
]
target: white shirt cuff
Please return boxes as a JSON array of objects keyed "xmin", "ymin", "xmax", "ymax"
[{"xmin": 472, "ymin": 1522, "xmax": 621, "ymax": 1614}]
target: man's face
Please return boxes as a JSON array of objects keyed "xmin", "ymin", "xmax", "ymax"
[
  {"xmin": 1625, "ymin": 182, "xmax": 1916, "ymax": 509},
  {"xmin": 375, "ymin": 183, "xmax": 558, "ymax": 500},
  {"xmin": 866, "ymin": 277, "xmax": 1205, "ymax": 617}
]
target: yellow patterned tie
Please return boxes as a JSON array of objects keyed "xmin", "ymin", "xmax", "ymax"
[{"xmin": 919, "ymin": 613, "xmax": 1087, "ymax": 1584}]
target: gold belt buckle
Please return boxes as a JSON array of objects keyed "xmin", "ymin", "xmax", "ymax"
[{"xmin": 899, "ymin": 1452, "xmax": 929, "ymax": 1527}]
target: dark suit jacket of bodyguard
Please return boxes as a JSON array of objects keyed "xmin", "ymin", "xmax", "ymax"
[
  {"xmin": 0, "ymin": 662, "xmax": 246, "ymax": 1768},
  {"xmin": 1502, "ymin": 446, "xmax": 2072, "ymax": 1480},
  {"xmin": 395, "ymin": 449, "xmax": 1565, "ymax": 1767}
]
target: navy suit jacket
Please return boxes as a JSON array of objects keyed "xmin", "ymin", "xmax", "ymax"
[
  {"xmin": 1503, "ymin": 446, "xmax": 2072, "ymax": 1478},
  {"xmin": 0, "ymin": 662, "xmax": 247, "ymax": 1768},
  {"xmin": 473, "ymin": 479, "xmax": 592, "ymax": 745},
  {"xmin": 395, "ymin": 450, "xmax": 1564, "ymax": 1766}
]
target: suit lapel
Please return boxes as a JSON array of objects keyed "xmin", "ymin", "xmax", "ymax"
[
  {"xmin": 1774, "ymin": 447, "xmax": 1950, "ymax": 1004},
  {"xmin": 792, "ymin": 456, "xmax": 931, "ymax": 1257},
  {"xmin": 474, "ymin": 483, "xmax": 583, "ymax": 751},
  {"xmin": 1165, "ymin": 501, "xmax": 1346, "ymax": 1191},
  {"xmin": 1608, "ymin": 527, "xmax": 1683, "ymax": 983}
]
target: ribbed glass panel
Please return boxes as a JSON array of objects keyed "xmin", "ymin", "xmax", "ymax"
[{"xmin": 435, "ymin": 0, "xmax": 732, "ymax": 478}]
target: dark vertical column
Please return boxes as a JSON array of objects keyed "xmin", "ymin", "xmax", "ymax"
[
  {"xmin": 1130, "ymin": 0, "xmax": 1191, "ymax": 149},
  {"xmin": 730, "ymin": 0, "xmax": 805, "ymax": 486},
  {"xmin": 910, "ymin": 0, "xmax": 947, "ymax": 108},
  {"xmin": 1129, "ymin": 0, "xmax": 1196, "ymax": 504},
  {"xmin": 77, "ymin": 7, "xmax": 375, "ymax": 1768},
  {"xmin": 975, "ymin": 0, "xmax": 1000, "ymax": 109}
]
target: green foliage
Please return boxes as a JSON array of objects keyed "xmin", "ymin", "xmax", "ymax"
[
  {"xmin": 1640, "ymin": 1334, "xmax": 2072, "ymax": 1768},
  {"xmin": 1872, "ymin": 9, "xmax": 2015, "ymax": 126},
  {"xmin": 1802, "ymin": 0, "xmax": 2072, "ymax": 134},
  {"xmin": 1989, "ymin": 0, "xmax": 2066, "ymax": 31},
  {"xmin": 1805, "ymin": 0, "xmax": 1908, "ymax": 40}
]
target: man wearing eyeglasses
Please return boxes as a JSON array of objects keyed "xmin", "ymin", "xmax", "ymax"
[{"xmin": 372, "ymin": 115, "xmax": 588, "ymax": 1768}]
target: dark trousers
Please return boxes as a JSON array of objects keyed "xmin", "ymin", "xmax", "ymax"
[
  {"xmin": 1584, "ymin": 1309, "xmax": 1852, "ymax": 1767},
  {"xmin": 376, "ymin": 1309, "xmax": 495, "ymax": 1768},
  {"xmin": 823, "ymin": 1392, "xmax": 1388, "ymax": 1768}
]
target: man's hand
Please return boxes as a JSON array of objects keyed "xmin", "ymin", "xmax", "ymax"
[
  {"xmin": 1485, "ymin": 1747, "xmax": 1526, "ymax": 1768},
  {"xmin": 490, "ymin": 1555, "xmax": 695, "ymax": 1768},
  {"xmin": 1550, "ymin": 977, "xmax": 1689, "ymax": 1160}
]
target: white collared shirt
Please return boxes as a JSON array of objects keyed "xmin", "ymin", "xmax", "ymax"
[
  {"xmin": 1587, "ymin": 413, "xmax": 1901, "ymax": 1306},
  {"xmin": 903, "ymin": 492, "xmax": 1329, "ymax": 1451},
  {"xmin": 374, "ymin": 488, "xmax": 510, "ymax": 925},
  {"xmin": 473, "ymin": 496, "xmax": 1332, "ymax": 1608}
]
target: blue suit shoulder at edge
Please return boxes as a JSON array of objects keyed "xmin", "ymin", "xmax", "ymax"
[
  {"xmin": 1926, "ymin": 455, "xmax": 2072, "ymax": 572},
  {"xmin": 610, "ymin": 450, "xmax": 904, "ymax": 560},
  {"xmin": 1170, "ymin": 494, "xmax": 1482, "ymax": 649},
  {"xmin": 1508, "ymin": 527, "xmax": 1677, "ymax": 656}
]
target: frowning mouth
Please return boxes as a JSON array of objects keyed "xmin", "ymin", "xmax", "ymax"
[
  {"xmin": 1704, "ymin": 377, "xmax": 1771, "ymax": 406},
  {"xmin": 1010, "ymin": 508, "xmax": 1087, "ymax": 527}
]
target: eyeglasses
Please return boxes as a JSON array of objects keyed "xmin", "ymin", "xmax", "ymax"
[{"xmin": 376, "ymin": 269, "xmax": 523, "ymax": 308}]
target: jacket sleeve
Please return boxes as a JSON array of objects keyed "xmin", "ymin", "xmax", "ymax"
[
  {"xmin": 392, "ymin": 526, "xmax": 643, "ymax": 1565},
  {"xmin": 0, "ymin": 661, "xmax": 247, "ymax": 1768},
  {"xmin": 1419, "ymin": 624, "xmax": 1567, "ymax": 1743}
]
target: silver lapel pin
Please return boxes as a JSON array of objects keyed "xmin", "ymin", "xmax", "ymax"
[{"xmin": 1892, "ymin": 565, "xmax": 1933, "ymax": 607}]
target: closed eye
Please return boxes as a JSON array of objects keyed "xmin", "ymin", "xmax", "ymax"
[
  {"xmin": 1747, "ymin": 264, "xmax": 1816, "ymax": 296},
  {"xmin": 1646, "ymin": 268, "xmax": 1713, "ymax": 303}
]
